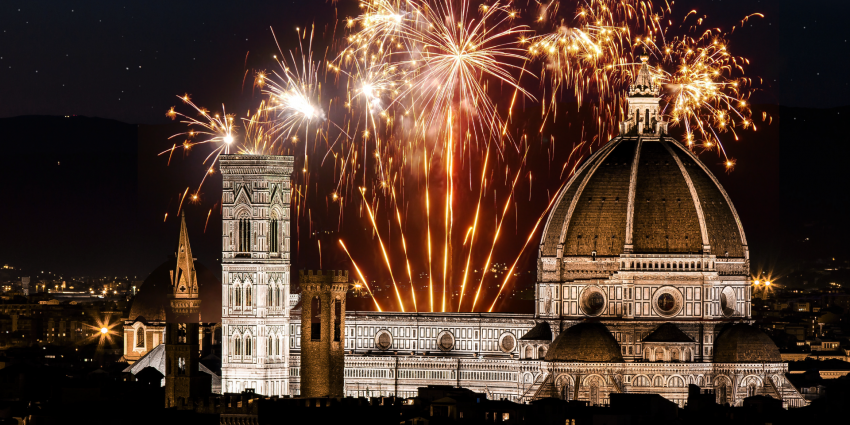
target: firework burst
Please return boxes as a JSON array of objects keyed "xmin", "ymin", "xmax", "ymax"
[{"xmin": 162, "ymin": 0, "xmax": 763, "ymax": 312}]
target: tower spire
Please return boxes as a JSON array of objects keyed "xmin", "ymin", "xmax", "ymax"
[
  {"xmin": 173, "ymin": 211, "xmax": 198, "ymax": 298},
  {"xmin": 620, "ymin": 53, "xmax": 667, "ymax": 136},
  {"xmin": 164, "ymin": 212, "xmax": 206, "ymax": 408}
]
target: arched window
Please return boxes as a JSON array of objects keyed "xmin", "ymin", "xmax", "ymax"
[
  {"xmin": 670, "ymin": 348, "xmax": 680, "ymax": 362},
  {"xmin": 177, "ymin": 323, "xmax": 187, "ymax": 344},
  {"xmin": 234, "ymin": 337, "xmax": 242, "ymax": 355},
  {"xmin": 136, "ymin": 327, "xmax": 145, "ymax": 348},
  {"xmin": 245, "ymin": 336, "xmax": 252, "ymax": 356},
  {"xmin": 683, "ymin": 347, "xmax": 692, "ymax": 362},
  {"xmin": 269, "ymin": 336, "xmax": 274, "ymax": 356},
  {"xmin": 747, "ymin": 384, "xmax": 756, "ymax": 398},
  {"xmin": 269, "ymin": 219, "xmax": 279, "ymax": 254},
  {"xmin": 241, "ymin": 219, "xmax": 252, "ymax": 252},
  {"xmin": 524, "ymin": 345, "xmax": 533, "ymax": 359},
  {"xmin": 311, "ymin": 296, "xmax": 322, "ymax": 340},
  {"xmin": 561, "ymin": 382, "xmax": 571, "ymax": 401},
  {"xmin": 590, "ymin": 383, "xmax": 599, "ymax": 405},
  {"xmin": 246, "ymin": 285, "xmax": 252, "ymax": 307},
  {"xmin": 668, "ymin": 376, "xmax": 685, "ymax": 387}
]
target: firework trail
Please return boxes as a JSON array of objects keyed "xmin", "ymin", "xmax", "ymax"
[{"xmin": 163, "ymin": 0, "xmax": 761, "ymax": 311}]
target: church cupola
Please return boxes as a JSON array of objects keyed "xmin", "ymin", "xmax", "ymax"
[{"xmin": 620, "ymin": 54, "xmax": 668, "ymax": 136}]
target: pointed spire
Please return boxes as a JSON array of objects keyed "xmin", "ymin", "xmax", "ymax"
[{"xmin": 172, "ymin": 211, "xmax": 198, "ymax": 298}]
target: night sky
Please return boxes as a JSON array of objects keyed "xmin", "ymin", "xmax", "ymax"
[
  {"xmin": 2, "ymin": 0, "xmax": 848, "ymax": 124},
  {"xmin": 1, "ymin": 1, "xmax": 848, "ymax": 298}
]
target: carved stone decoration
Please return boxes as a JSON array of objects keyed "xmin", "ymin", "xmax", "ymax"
[
  {"xmin": 651, "ymin": 286, "xmax": 684, "ymax": 318},
  {"xmin": 436, "ymin": 330, "xmax": 455, "ymax": 352},
  {"xmin": 579, "ymin": 286, "xmax": 608, "ymax": 317},
  {"xmin": 720, "ymin": 286, "xmax": 737, "ymax": 317},
  {"xmin": 375, "ymin": 329, "xmax": 393, "ymax": 351},
  {"xmin": 499, "ymin": 332, "xmax": 517, "ymax": 354}
]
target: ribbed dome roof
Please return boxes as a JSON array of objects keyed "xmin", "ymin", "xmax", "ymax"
[
  {"xmin": 713, "ymin": 324, "xmax": 781, "ymax": 363},
  {"xmin": 540, "ymin": 137, "xmax": 746, "ymax": 259},
  {"xmin": 128, "ymin": 258, "xmax": 221, "ymax": 323},
  {"xmin": 545, "ymin": 321, "xmax": 623, "ymax": 362}
]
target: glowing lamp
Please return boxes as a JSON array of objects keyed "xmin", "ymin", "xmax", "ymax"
[{"xmin": 100, "ymin": 328, "xmax": 108, "ymax": 334}]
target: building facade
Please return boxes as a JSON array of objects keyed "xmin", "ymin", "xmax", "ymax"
[
  {"xmin": 283, "ymin": 58, "xmax": 805, "ymax": 408},
  {"xmin": 122, "ymin": 59, "xmax": 806, "ymax": 408},
  {"xmin": 220, "ymin": 154, "xmax": 294, "ymax": 396}
]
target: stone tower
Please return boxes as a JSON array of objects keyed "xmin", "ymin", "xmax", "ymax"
[
  {"xmin": 220, "ymin": 154, "xmax": 294, "ymax": 396},
  {"xmin": 299, "ymin": 270, "xmax": 348, "ymax": 398},
  {"xmin": 165, "ymin": 213, "xmax": 209, "ymax": 407}
]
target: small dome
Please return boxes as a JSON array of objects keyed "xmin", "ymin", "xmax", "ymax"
[
  {"xmin": 545, "ymin": 321, "xmax": 623, "ymax": 362},
  {"xmin": 713, "ymin": 324, "xmax": 781, "ymax": 363},
  {"xmin": 128, "ymin": 258, "xmax": 221, "ymax": 323}
]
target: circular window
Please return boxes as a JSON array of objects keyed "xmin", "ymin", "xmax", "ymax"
[
  {"xmin": 651, "ymin": 287, "xmax": 683, "ymax": 317},
  {"xmin": 374, "ymin": 330, "xmax": 392, "ymax": 350},
  {"xmin": 437, "ymin": 331, "xmax": 454, "ymax": 351},
  {"xmin": 499, "ymin": 333, "xmax": 516, "ymax": 353},
  {"xmin": 657, "ymin": 293, "xmax": 676, "ymax": 313},
  {"xmin": 720, "ymin": 286, "xmax": 737, "ymax": 317},
  {"xmin": 579, "ymin": 286, "xmax": 607, "ymax": 316}
]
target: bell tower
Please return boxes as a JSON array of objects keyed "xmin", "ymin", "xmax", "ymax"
[
  {"xmin": 165, "ymin": 212, "xmax": 208, "ymax": 407},
  {"xmin": 220, "ymin": 154, "xmax": 293, "ymax": 396},
  {"xmin": 620, "ymin": 54, "xmax": 668, "ymax": 136}
]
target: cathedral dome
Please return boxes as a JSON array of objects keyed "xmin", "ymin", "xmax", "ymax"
[
  {"xmin": 539, "ymin": 137, "xmax": 747, "ymax": 260},
  {"xmin": 128, "ymin": 258, "xmax": 221, "ymax": 323},
  {"xmin": 545, "ymin": 321, "xmax": 623, "ymax": 362},
  {"xmin": 713, "ymin": 323, "xmax": 781, "ymax": 363}
]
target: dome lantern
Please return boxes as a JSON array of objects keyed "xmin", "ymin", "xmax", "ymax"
[{"xmin": 621, "ymin": 55, "xmax": 667, "ymax": 136}]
